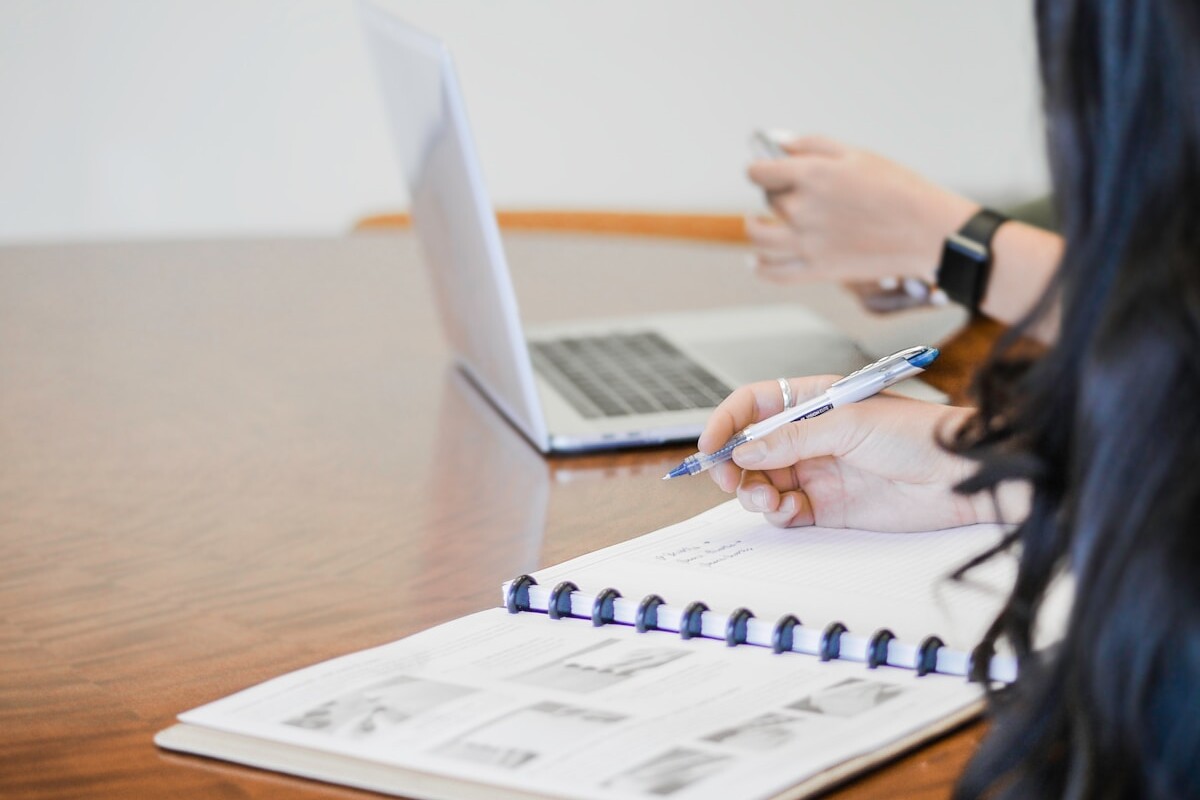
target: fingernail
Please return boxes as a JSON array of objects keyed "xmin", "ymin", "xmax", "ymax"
[
  {"xmin": 781, "ymin": 495, "xmax": 797, "ymax": 515},
  {"xmin": 752, "ymin": 486, "xmax": 771, "ymax": 510},
  {"xmin": 737, "ymin": 441, "xmax": 766, "ymax": 465}
]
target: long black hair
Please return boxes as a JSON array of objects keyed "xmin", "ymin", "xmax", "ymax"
[{"xmin": 951, "ymin": 0, "xmax": 1200, "ymax": 796}]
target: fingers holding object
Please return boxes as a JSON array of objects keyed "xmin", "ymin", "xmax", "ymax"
[
  {"xmin": 737, "ymin": 469, "xmax": 782, "ymax": 513},
  {"xmin": 698, "ymin": 380, "xmax": 787, "ymax": 454},
  {"xmin": 764, "ymin": 490, "xmax": 816, "ymax": 528},
  {"xmin": 731, "ymin": 406, "xmax": 852, "ymax": 471},
  {"xmin": 738, "ymin": 470, "xmax": 816, "ymax": 528},
  {"xmin": 745, "ymin": 216, "xmax": 809, "ymax": 271},
  {"xmin": 708, "ymin": 460, "xmax": 742, "ymax": 494}
]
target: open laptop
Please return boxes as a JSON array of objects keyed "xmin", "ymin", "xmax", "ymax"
[{"xmin": 360, "ymin": 5, "xmax": 893, "ymax": 453}]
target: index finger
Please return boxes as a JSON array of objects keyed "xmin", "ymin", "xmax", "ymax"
[
  {"xmin": 698, "ymin": 374, "xmax": 840, "ymax": 454},
  {"xmin": 746, "ymin": 159, "xmax": 800, "ymax": 192}
]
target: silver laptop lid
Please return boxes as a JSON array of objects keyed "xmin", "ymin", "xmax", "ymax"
[{"xmin": 360, "ymin": 2, "xmax": 550, "ymax": 451}]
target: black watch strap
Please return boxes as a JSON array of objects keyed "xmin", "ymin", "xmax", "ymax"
[{"xmin": 935, "ymin": 208, "xmax": 1008, "ymax": 312}]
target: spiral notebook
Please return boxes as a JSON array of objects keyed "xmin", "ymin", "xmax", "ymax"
[{"xmin": 156, "ymin": 501, "xmax": 1068, "ymax": 800}]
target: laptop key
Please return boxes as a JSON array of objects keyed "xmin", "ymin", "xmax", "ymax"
[{"xmin": 529, "ymin": 332, "xmax": 732, "ymax": 420}]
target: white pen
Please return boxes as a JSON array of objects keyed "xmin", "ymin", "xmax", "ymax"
[{"xmin": 662, "ymin": 345, "xmax": 940, "ymax": 480}]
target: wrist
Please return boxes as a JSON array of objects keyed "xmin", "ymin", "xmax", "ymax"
[{"xmin": 980, "ymin": 222, "xmax": 1064, "ymax": 336}]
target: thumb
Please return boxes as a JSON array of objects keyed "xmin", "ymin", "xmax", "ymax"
[{"xmin": 732, "ymin": 405, "xmax": 863, "ymax": 470}]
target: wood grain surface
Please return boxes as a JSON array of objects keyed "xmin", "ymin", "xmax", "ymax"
[{"xmin": 0, "ymin": 231, "xmax": 996, "ymax": 799}]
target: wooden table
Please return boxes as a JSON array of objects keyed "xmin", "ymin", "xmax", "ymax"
[{"xmin": 0, "ymin": 231, "xmax": 996, "ymax": 799}]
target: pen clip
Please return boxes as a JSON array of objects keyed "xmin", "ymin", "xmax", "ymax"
[
  {"xmin": 829, "ymin": 356, "xmax": 897, "ymax": 388},
  {"xmin": 829, "ymin": 346, "xmax": 928, "ymax": 389}
]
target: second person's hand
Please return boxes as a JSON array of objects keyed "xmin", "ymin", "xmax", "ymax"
[{"xmin": 745, "ymin": 135, "xmax": 977, "ymax": 286}]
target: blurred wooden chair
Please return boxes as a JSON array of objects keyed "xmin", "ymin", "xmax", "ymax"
[{"xmin": 355, "ymin": 210, "xmax": 748, "ymax": 242}]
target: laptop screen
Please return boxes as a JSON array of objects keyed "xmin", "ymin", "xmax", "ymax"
[{"xmin": 360, "ymin": 3, "xmax": 550, "ymax": 450}]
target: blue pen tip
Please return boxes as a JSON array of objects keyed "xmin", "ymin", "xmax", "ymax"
[
  {"xmin": 663, "ymin": 463, "xmax": 690, "ymax": 480},
  {"xmin": 906, "ymin": 346, "xmax": 940, "ymax": 369}
]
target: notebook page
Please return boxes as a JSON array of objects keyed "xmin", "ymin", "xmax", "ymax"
[
  {"xmin": 529, "ymin": 500, "xmax": 1016, "ymax": 653},
  {"xmin": 171, "ymin": 608, "xmax": 983, "ymax": 800}
]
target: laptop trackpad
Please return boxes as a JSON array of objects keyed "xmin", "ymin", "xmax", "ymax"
[{"xmin": 687, "ymin": 333, "xmax": 867, "ymax": 386}]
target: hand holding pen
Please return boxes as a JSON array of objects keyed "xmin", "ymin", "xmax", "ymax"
[
  {"xmin": 664, "ymin": 346, "xmax": 998, "ymax": 532},
  {"xmin": 665, "ymin": 346, "xmax": 939, "ymax": 480}
]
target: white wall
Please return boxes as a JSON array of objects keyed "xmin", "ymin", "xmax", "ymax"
[{"xmin": 0, "ymin": 1, "xmax": 1048, "ymax": 244}]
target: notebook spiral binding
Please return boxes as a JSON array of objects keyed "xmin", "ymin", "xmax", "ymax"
[
  {"xmin": 635, "ymin": 594, "xmax": 665, "ymax": 633},
  {"xmin": 772, "ymin": 614, "xmax": 801, "ymax": 654},
  {"xmin": 547, "ymin": 581, "xmax": 579, "ymax": 620},
  {"xmin": 680, "ymin": 601, "xmax": 709, "ymax": 640},
  {"xmin": 966, "ymin": 641, "xmax": 996, "ymax": 684},
  {"xmin": 819, "ymin": 622, "xmax": 848, "ymax": 662},
  {"xmin": 505, "ymin": 574, "xmax": 536, "ymax": 613},
  {"xmin": 916, "ymin": 635, "xmax": 945, "ymax": 677},
  {"xmin": 591, "ymin": 588, "xmax": 621, "ymax": 626},
  {"xmin": 866, "ymin": 629, "xmax": 895, "ymax": 669},
  {"xmin": 504, "ymin": 574, "xmax": 994, "ymax": 681},
  {"xmin": 725, "ymin": 608, "xmax": 754, "ymax": 647}
]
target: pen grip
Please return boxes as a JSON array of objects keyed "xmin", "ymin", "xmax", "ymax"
[
  {"xmin": 744, "ymin": 393, "xmax": 834, "ymax": 440},
  {"xmin": 705, "ymin": 433, "xmax": 749, "ymax": 466}
]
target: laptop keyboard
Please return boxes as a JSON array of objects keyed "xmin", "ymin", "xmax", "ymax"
[{"xmin": 529, "ymin": 331, "xmax": 732, "ymax": 419}]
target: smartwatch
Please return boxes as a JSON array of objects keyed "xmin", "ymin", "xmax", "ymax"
[{"xmin": 935, "ymin": 208, "xmax": 1008, "ymax": 312}]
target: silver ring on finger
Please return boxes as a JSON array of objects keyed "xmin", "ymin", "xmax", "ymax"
[{"xmin": 777, "ymin": 377, "xmax": 795, "ymax": 410}]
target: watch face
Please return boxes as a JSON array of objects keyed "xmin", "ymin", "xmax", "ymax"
[
  {"xmin": 937, "ymin": 240, "xmax": 987, "ymax": 309},
  {"xmin": 937, "ymin": 210, "xmax": 1006, "ymax": 311},
  {"xmin": 945, "ymin": 233, "xmax": 988, "ymax": 261}
]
